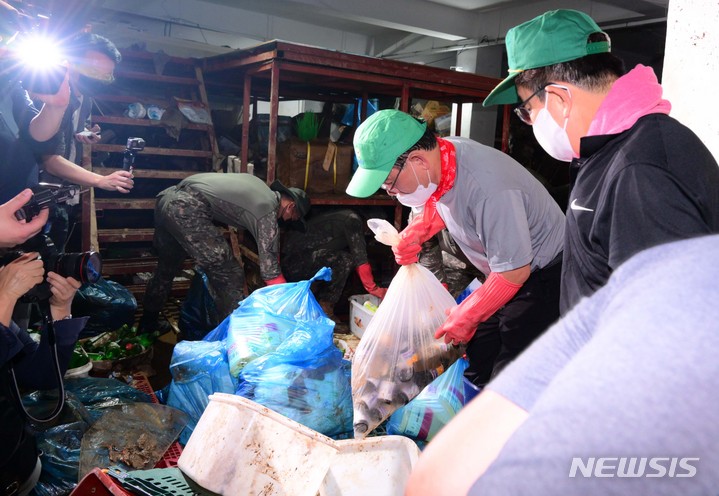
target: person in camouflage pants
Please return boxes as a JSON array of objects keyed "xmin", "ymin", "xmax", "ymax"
[
  {"xmin": 139, "ymin": 173, "xmax": 309, "ymax": 332},
  {"xmin": 281, "ymin": 209, "xmax": 387, "ymax": 316}
]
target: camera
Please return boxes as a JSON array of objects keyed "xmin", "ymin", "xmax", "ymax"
[
  {"xmin": 14, "ymin": 182, "xmax": 79, "ymax": 221},
  {"xmin": 122, "ymin": 137, "xmax": 145, "ymax": 172},
  {"xmin": 18, "ymin": 62, "xmax": 66, "ymax": 94},
  {"xmin": 0, "ymin": 234, "xmax": 102, "ymax": 302},
  {"xmin": 0, "ymin": 3, "xmax": 65, "ymax": 94}
]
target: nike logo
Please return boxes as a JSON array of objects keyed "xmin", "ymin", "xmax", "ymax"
[{"xmin": 570, "ymin": 199, "xmax": 594, "ymax": 212}]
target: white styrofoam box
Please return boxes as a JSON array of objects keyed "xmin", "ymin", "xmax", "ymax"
[
  {"xmin": 319, "ymin": 435, "xmax": 421, "ymax": 496},
  {"xmin": 63, "ymin": 360, "xmax": 93, "ymax": 379},
  {"xmin": 178, "ymin": 393, "xmax": 339, "ymax": 496},
  {"xmin": 348, "ymin": 294, "xmax": 380, "ymax": 339}
]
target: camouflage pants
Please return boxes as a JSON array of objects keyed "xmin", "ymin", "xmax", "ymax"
[{"xmin": 143, "ymin": 186, "xmax": 245, "ymax": 319}]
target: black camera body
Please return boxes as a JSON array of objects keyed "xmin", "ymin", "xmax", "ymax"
[
  {"xmin": 14, "ymin": 182, "xmax": 78, "ymax": 221},
  {"xmin": 122, "ymin": 137, "xmax": 145, "ymax": 172},
  {"xmin": 18, "ymin": 62, "xmax": 66, "ymax": 94},
  {"xmin": 0, "ymin": 234, "xmax": 102, "ymax": 302},
  {"xmin": 0, "ymin": 3, "xmax": 65, "ymax": 94}
]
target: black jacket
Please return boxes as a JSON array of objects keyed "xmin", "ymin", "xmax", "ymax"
[{"xmin": 561, "ymin": 114, "xmax": 719, "ymax": 314}]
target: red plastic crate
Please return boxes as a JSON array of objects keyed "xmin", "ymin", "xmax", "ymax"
[
  {"xmin": 70, "ymin": 468, "xmax": 133, "ymax": 496},
  {"xmin": 130, "ymin": 373, "xmax": 184, "ymax": 468},
  {"xmin": 154, "ymin": 441, "xmax": 184, "ymax": 468}
]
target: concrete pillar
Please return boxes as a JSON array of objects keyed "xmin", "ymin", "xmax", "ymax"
[
  {"xmin": 452, "ymin": 44, "xmax": 504, "ymax": 146},
  {"xmin": 663, "ymin": 0, "xmax": 719, "ymax": 162}
]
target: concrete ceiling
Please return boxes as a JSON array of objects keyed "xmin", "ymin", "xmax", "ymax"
[{"xmin": 49, "ymin": 0, "xmax": 670, "ymax": 60}]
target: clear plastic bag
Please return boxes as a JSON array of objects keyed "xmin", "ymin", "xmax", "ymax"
[
  {"xmin": 78, "ymin": 403, "xmax": 189, "ymax": 479},
  {"xmin": 351, "ymin": 219, "xmax": 460, "ymax": 438}
]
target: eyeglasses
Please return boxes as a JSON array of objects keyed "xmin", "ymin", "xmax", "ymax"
[
  {"xmin": 74, "ymin": 63, "xmax": 115, "ymax": 84},
  {"xmin": 513, "ymin": 82, "xmax": 554, "ymax": 125},
  {"xmin": 380, "ymin": 164, "xmax": 405, "ymax": 194}
]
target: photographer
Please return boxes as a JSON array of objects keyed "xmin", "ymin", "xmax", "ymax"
[
  {"xmin": 0, "ymin": 248, "xmax": 87, "ymax": 494},
  {"xmin": 8, "ymin": 31, "xmax": 132, "ymax": 250},
  {"xmin": 17, "ymin": 32, "xmax": 131, "ymax": 192}
]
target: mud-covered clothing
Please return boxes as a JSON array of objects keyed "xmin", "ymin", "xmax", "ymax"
[
  {"xmin": 143, "ymin": 173, "xmax": 282, "ymax": 319},
  {"xmin": 179, "ymin": 173, "xmax": 282, "ymax": 280},
  {"xmin": 1, "ymin": 317, "xmax": 87, "ymax": 494},
  {"xmin": 281, "ymin": 210, "xmax": 367, "ymax": 304},
  {"xmin": 418, "ymin": 230, "xmax": 484, "ymax": 298}
]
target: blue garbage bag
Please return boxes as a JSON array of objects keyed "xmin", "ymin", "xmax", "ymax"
[
  {"xmin": 387, "ymin": 357, "xmax": 471, "ymax": 443},
  {"xmin": 165, "ymin": 340, "xmax": 236, "ymax": 444},
  {"xmin": 237, "ymin": 343, "xmax": 353, "ymax": 437},
  {"xmin": 208, "ymin": 267, "xmax": 334, "ymax": 377},
  {"xmin": 206, "ymin": 267, "xmax": 352, "ymax": 436}
]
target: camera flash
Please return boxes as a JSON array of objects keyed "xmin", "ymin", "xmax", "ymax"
[{"xmin": 16, "ymin": 35, "xmax": 62, "ymax": 68}]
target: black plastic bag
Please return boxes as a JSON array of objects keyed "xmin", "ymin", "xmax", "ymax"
[
  {"xmin": 72, "ymin": 278, "xmax": 137, "ymax": 338},
  {"xmin": 179, "ymin": 268, "xmax": 219, "ymax": 340}
]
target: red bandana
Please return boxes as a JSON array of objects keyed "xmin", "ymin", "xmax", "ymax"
[{"xmin": 430, "ymin": 137, "xmax": 456, "ymax": 207}]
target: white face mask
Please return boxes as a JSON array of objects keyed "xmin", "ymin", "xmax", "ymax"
[
  {"xmin": 395, "ymin": 163, "xmax": 438, "ymax": 208},
  {"xmin": 532, "ymin": 94, "xmax": 575, "ymax": 163}
]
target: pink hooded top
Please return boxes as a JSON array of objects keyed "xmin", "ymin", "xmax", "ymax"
[{"xmin": 587, "ymin": 64, "xmax": 672, "ymax": 137}]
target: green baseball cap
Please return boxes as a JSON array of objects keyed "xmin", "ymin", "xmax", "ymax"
[
  {"xmin": 346, "ymin": 109, "xmax": 427, "ymax": 198},
  {"xmin": 483, "ymin": 9, "xmax": 610, "ymax": 107}
]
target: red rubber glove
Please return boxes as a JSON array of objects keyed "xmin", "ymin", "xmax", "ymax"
[
  {"xmin": 356, "ymin": 263, "xmax": 387, "ymax": 299},
  {"xmin": 393, "ymin": 202, "xmax": 446, "ymax": 265},
  {"xmin": 435, "ymin": 272, "xmax": 522, "ymax": 345},
  {"xmin": 264, "ymin": 274, "xmax": 287, "ymax": 286}
]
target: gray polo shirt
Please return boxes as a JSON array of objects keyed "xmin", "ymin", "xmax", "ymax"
[
  {"xmin": 436, "ymin": 138, "xmax": 564, "ymax": 275},
  {"xmin": 471, "ymin": 235, "xmax": 719, "ymax": 495}
]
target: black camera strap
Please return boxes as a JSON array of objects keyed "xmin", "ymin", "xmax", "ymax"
[{"xmin": 8, "ymin": 300, "xmax": 65, "ymax": 424}]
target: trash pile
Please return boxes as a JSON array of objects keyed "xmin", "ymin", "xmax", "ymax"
[{"xmin": 164, "ymin": 267, "xmax": 354, "ymax": 444}]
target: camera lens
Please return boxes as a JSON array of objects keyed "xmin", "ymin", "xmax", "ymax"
[{"xmin": 55, "ymin": 251, "xmax": 102, "ymax": 284}]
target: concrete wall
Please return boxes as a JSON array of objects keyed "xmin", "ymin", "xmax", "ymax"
[{"xmin": 663, "ymin": 0, "xmax": 719, "ymax": 162}]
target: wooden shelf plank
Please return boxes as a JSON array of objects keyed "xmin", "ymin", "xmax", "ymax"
[
  {"xmin": 102, "ymin": 257, "xmax": 194, "ymax": 275},
  {"xmin": 93, "ymin": 167, "xmax": 200, "ymax": 180},
  {"xmin": 126, "ymin": 280, "xmax": 190, "ymax": 298},
  {"xmin": 97, "ymin": 226, "xmax": 245, "ymax": 244},
  {"xmin": 92, "ymin": 144, "xmax": 213, "ymax": 158},
  {"xmin": 91, "ymin": 115, "xmax": 210, "ymax": 131},
  {"xmin": 91, "ymin": 93, "xmax": 173, "ymax": 107},
  {"xmin": 115, "ymin": 70, "xmax": 201, "ymax": 86},
  {"xmin": 95, "ymin": 199, "xmax": 156, "ymax": 210},
  {"xmin": 310, "ymin": 195, "xmax": 398, "ymax": 206},
  {"xmin": 98, "ymin": 228, "xmax": 154, "ymax": 242}
]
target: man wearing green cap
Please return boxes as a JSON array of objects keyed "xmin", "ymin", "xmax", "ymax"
[
  {"xmin": 404, "ymin": 9, "xmax": 719, "ymax": 496},
  {"xmin": 346, "ymin": 109, "xmax": 565, "ymax": 387},
  {"xmin": 139, "ymin": 172, "xmax": 310, "ymax": 332},
  {"xmin": 482, "ymin": 8, "xmax": 719, "ymax": 314}
]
